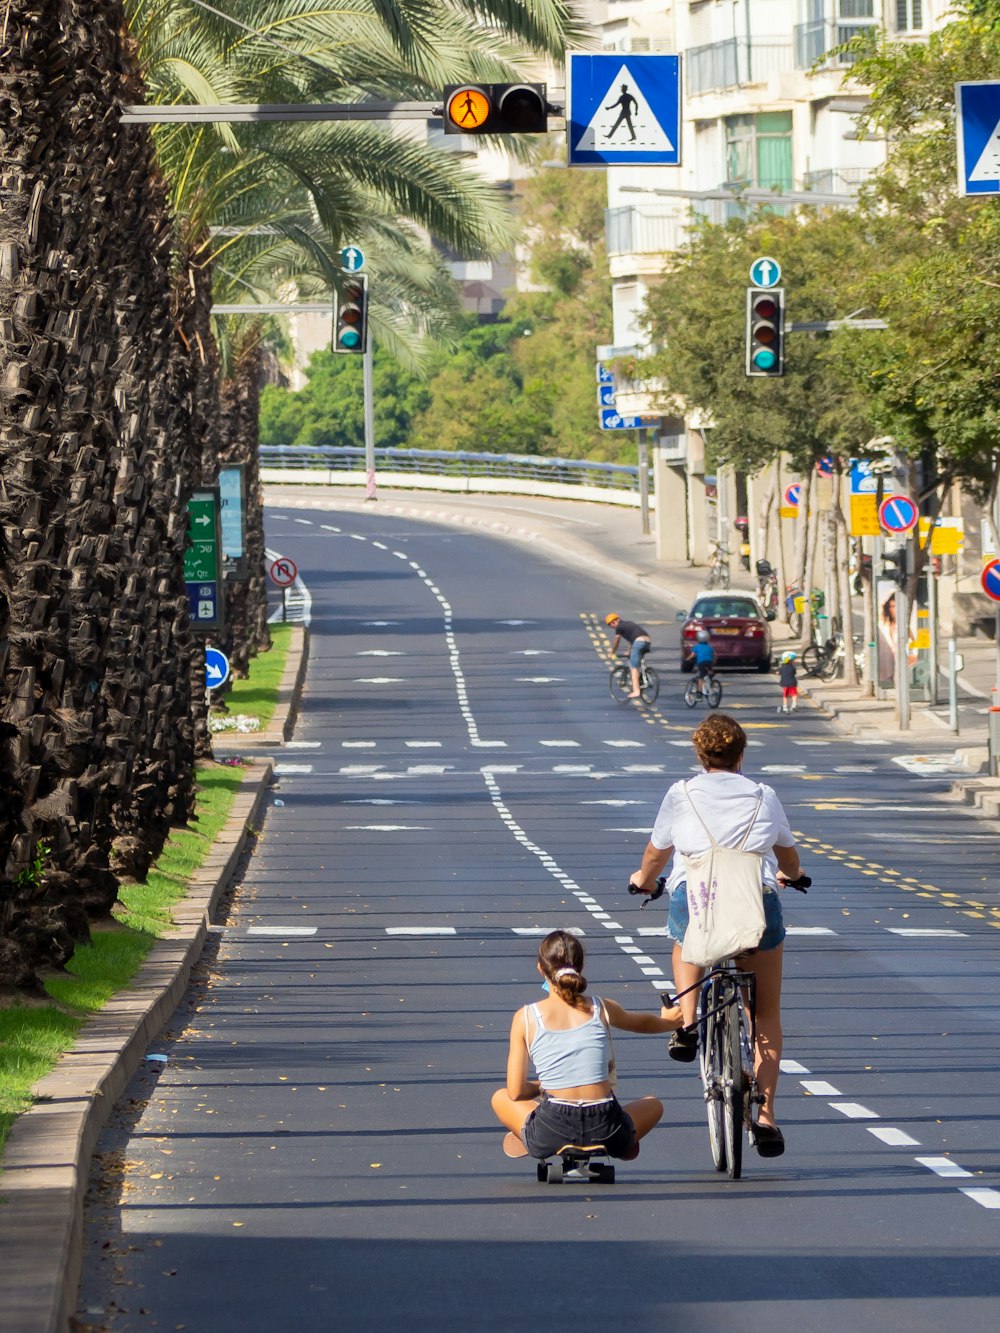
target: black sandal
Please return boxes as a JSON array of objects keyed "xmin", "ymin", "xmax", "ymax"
[{"xmin": 753, "ymin": 1124, "xmax": 785, "ymax": 1158}]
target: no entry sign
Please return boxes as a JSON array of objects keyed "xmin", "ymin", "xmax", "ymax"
[
  {"xmin": 269, "ymin": 556, "xmax": 298, "ymax": 588},
  {"xmin": 878, "ymin": 493, "xmax": 919, "ymax": 534}
]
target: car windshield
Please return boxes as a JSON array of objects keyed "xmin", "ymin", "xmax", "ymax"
[{"xmin": 693, "ymin": 599, "xmax": 759, "ymax": 619}]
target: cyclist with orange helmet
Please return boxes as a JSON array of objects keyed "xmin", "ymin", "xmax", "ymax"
[{"xmin": 605, "ymin": 613, "xmax": 652, "ymax": 701}]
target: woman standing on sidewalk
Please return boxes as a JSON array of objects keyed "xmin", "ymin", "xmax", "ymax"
[{"xmin": 628, "ymin": 714, "xmax": 804, "ymax": 1157}]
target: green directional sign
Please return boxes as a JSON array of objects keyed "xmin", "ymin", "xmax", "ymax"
[{"xmin": 184, "ymin": 487, "xmax": 224, "ymax": 632}]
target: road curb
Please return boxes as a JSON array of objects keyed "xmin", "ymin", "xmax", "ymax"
[
  {"xmin": 213, "ymin": 625, "xmax": 309, "ymax": 749},
  {"xmin": 0, "ymin": 760, "xmax": 273, "ymax": 1333}
]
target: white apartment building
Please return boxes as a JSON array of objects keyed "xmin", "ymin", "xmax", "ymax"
[{"xmin": 596, "ymin": 0, "xmax": 950, "ymax": 562}]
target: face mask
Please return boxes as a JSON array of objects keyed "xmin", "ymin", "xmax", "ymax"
[{"xmin": 541, "ymin": 980, "xmax": 550, "ymax": 993}]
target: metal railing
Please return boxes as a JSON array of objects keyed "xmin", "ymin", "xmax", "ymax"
[
  {"xmin": 260, "ymin": 444, "xmax": 646, "ymax": 493},
  {"xmin": 685, "ymin": 38, "xmax": 795, "ymax": 95},
  {"xmin": 605, "ymin": 205, "xmax": 690, "ymax": 257},
  {"xmin": 794, "ymin": 18, "xmax": 878, "ymax": 68}
]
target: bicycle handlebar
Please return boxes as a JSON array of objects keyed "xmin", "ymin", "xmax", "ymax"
[
  {"xmin": 627, "ymin": 875, "xmax": 666, "ymax": 908},
  {"xmin": 780, "ymin": 873, "xmax": 811, "ymax": 893}
]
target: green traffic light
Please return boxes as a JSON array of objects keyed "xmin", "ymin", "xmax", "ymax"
[
  {"xmin": 752, "ymin": 347, "xmax": 777, "ymax": 371},
  {"xmin": 339, "ymin": 328, "xmax": 362, "ymax": 349}
]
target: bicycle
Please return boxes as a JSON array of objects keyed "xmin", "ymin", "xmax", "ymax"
[
  {"xmin": 800, "ymin": 633, "xmax": 864, "ymax": 682},
  {"xmin": 609, "ymin": 653, "xmax": 660, "ymax": 705},
  {"xmin": 684, "ymin": 670, "xmax": 722, "ymax": 709},
  {"xmin": 704, "ymin": 542, "xmax": 731, "ymax": 590},
  {"xmin": 629, "ymin": 873, "xmax": 812, "ymax": 1179},
  {"xmin": 755, "ymin": 560, "xmax": 778, "ymax": 614}
]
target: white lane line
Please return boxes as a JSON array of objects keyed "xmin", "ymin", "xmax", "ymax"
[
  {"xmin": 589, "ymin": 911, "xmax": 611, "ymax": 920},
  {"xmin": 340, "ymin": 765, "xmax": 382, "ymax": 774},
  {"xmin": 320, "ymin": 524, "xmax": 341, "ymax": 532},
  {"xmin": 386, "ymin": 927, "xmax": 457, "ymax": 936},
  {"xmin": 293, "ymin": 518, "xmax": 313, "ymax": 525},
  {"xmin": 498, "ymin": 619, "xmax": 534, "ymax": 625},
  {"xmin": 623, "ymin": 765, "xmax": 665, "ymax": 773},
  {"xmin": 641, "ymin": 966, "xmax": 665, "ymax": 976},
  {"xmin": 512, "ymin": 649, "xmax": 554, "ymax": 656},
  {"xmin": 916, "ymin": 1157, "xmax": 973, "ymax": 1178},
  {"xmin": 801, "ymin": 1080, "xmax": 842, "ymax": 1097},
  {"xmin": 273, "ymin": 764, "xmax": 314, "ymax": 775},
  {"xmin": 630, "ymin": 955, "xmax": 656, "ymax": 966},
  {"xmin": 246, "ymin": 927, "xmax": 318, "ymax": 937},
  {"xmin": 604, "ymin": 740, "xmax": 645, "ymax": 748},
  {"xmin": 785, "ymin": 926, "xmax": 837, "ymax": 936},
  {"xmin": 512, "ymin": 927, "xmax": 586, "ymax": 937},
  {"xmin": 780, "ymin": 1059, "xmax": 810, "ymax": 1074},
  {"xmin": 472, "ymin": 740, "xmax": 507, "ymax": 748},
  {"xmin": 345, "ymin": 799, "xmax": 412, "ymax": 806},
  {"xmin": 604, "ymin": 827, "xmax": 651, "ymax": 833},
  {"xmin": 363, "ymin": 620, "xmax": 399, "ymax": 626},
  {"xmin": 960, "ymin": 1189, "xmax": 1000, "ymax": 1209},
  {"xmin": 830, "ymin": 1103, "xmax": 879, "ymax": 1119},
  {"xmin": 483, "ymin": 765, "xmax": 521, "ymax": 773},
  {"xmin": 583, "ymin": 799, "xmax": 646, "ymax": 806},
  {"xmin": 887, "ymin": 928, "xmax": 967, "ymax": 938},
  {"xmin": 344, "ymin": 824, "xmax": 429, "ymax": 831},
  {"xmin": 868, "ymin": 1127, "xmax": 921, "ymax": 1147},
  {"xmin": 540, "ymin": 740, "xmax": 580, "ymax": 747},
  {"xmin": 761, "ymin": 764, "xmax": 807, "ymax": 774},
  {"xmin": 792, "ymin": 740, "xmax": 831, "ymax": 746},
  {"xmin": 517, "ymin": 676, "xmax": 564, "ymax": 683},
  {"xmin": 357, "ymin": 650, "xmax": 404, "ymax": 657},
  {"xmin": 287, "ymin": 742, "xmax": 322, "ymax": 749},
  {"xmin": 405, "ymin": 741, "xmax": 442, "ymax": 748},
  {"xmin": 601, "ymin": 920, "xmax": 625, "ymax": 929},
  {"xmin": 637, "ymin": 926, "xmax": 668, "ymax": 937},
  {"xmin": 407, "ymin": 765, "xmax": 450, "ymax": 775},
  {"xmin": 354, "ymin": 676, "xmax": 406, "ymax": 684},
  {"xmin": 621, "ymin": 946, "xmax": 643, "ymax": 955},
  {"xmin": 371, "ymin": 540, "xmax": 387, "ymax": 549},
  {"xmin": 342, "ymin": 741, "xmax": 377, "ymax": 748},
  {"xmin": 834, "ymin": 766, "xmax": 877, "ymax": 774},
  {"xmin": 554, "ymin": 764, "xmax": 593, "ymax": 773}
]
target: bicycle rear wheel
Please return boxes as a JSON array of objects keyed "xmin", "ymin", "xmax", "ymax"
[
  {"xmin": 706, "ymin": 676, "xmax": 723, "ymax": 708},
  {"xmin": 722, "ymin": 998, "xmax": 745, "ymax": 1180},
  {"xmin": 684, "ymin": 679, "xmax": 700, "ymax": 709},
  {"xmin": 639, "ymin": 665, "xmax": 660, "ymax": 704},
  {"xmin": 608, "ymin": 666, "xmax": 631, "ymax": 704},
  {"xmin": 718, "ymin": 564, "xmax": 731, "ymax": 590},
  {"xmin": 800, "ymin": 644, "xmax": 824, "ymax": 677},
  {"xmin": 700, "ymin": 979, "xmax": 727, "ymax": 1173},
  {"xmin": 820, "ymin": 652, "xmax": 842, "ymax": 682}
]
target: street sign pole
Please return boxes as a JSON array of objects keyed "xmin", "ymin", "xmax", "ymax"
[
  {"xmin": 637, "ymin": 428, "xmax": 650, "ymax": 536},
  {"xmin": 927, "ymin": 557, "xmax": 939, "ymax": 706},
  {"xmin": 895, "ymin": 586, "xmax": 910, "ymax": 730},
  {"xmin": 363, "ymin": 319, "xmax": 376, "ymax": 501},
  {"xmin": 948, "ymin": 637, "xmax": 960, "ymax": 734}
]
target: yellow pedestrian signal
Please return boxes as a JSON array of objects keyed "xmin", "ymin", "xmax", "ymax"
[{"xmin": 442, "ymin": 83, "xmax": 548, "ymax": 135}]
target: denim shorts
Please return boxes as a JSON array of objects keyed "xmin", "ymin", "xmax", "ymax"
[
  {"xmin": 666, "ymin": 881, "xmax": 785, "ymax": 953},
  {"xmin": 522, "ymin": 1094, "xmax": 636, "ymax": 1160},
  {"xmin": 628, "ymin": 639, "xmax": 651, "ymax": 669}
]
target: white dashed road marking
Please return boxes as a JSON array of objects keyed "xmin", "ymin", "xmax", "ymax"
[
  {"xmin": 868, "ymin": 1127, "xmax": 921, "ymax": 1147},
  {"xmin": 830, "ymin": 1103, "xmax": 879, "ymax": 1119},
  {"xmin": 246, "ymin": 927, "xmax": 318, "ymax": 937}
]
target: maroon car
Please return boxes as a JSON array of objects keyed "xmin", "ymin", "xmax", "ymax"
[{"xmin": 679, "ymin": 592, "xmax": 773, "ymax": 673}]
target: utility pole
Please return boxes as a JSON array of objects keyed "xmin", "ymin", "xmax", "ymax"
[
  {"xmin": 895, "ymin": 582, "xmax": 911, "ymax": 730},
  {"xmin": 637, "ymin": 428, "xmax": 650, "ymax": 536}
]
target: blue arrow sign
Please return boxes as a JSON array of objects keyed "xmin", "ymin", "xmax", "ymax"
[
  {"xmin": 598, "ymin": 384, "xmax": 616, "ymax": 407},
  {"xmin": 340, "ymin": 244, "xmax": 365, "ymax": 271},
  {"xmin": 568, "ymin": 54, "xmax": 680, "ymax": 166},
  {"xmin": 749, "ymin": 256, "xmax": 782, "ymax": 288},
  {"xmin": 600, "ymin": 407, "xmax": 644, "ymax": 431},
  {"xmin": 596, "ymin": 362, "xmax": 615, "ymax": 385},
  {"xmin": 205, "ymin": 647, "xmax": 231, "ymax": 691},
  {"xmin": 956, "ymin": 82, "xmax": 1000, "ymax": 195}
]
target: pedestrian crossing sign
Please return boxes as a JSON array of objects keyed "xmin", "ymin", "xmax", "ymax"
[
  {"xmin": 956, "ymin": 81, "xmax": 1000, "ymax": 195},
  {"xmin": 567, "ymin": 54, "xmax": 681, "ymax": 167}
]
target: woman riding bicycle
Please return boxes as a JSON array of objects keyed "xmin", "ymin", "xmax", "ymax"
[{"xmin": 628, "ymin": 714, "xmax": 804, "ymax": 1158}]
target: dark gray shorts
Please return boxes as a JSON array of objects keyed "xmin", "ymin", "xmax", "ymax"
[{"xmin": 522, "ymin": 1094, "xmax": 636, "ymax": 1160}]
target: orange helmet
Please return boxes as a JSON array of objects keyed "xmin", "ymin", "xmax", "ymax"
[{"xmin": 605, "ymin": 613, "xmax": 619, "ymax": 625}]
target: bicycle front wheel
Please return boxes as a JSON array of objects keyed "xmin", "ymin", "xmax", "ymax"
[
  {"xmin": 639, "ymin": 665, "xmax": 660, "ymax": 704},
  {"xmin": 608, "ymin": 666, "xmax": 631, "ymax": 704},
  {"xmin": 718, "ymin": 564, "xmax": 731, "ymax": 590},
  {"xmin": 684, "ymin": 679, "xmax": 700, "ymax": 709},
  {"xmin": 700, "ymin": 979, "xmax": 727, "ymax": 1173},
  {"xmin": 820, "ymin": 653, "xmax": 842, "ymax": 683},
  {"xmin": 800, "ymin": 644, "xmax": 824, "ymax": 677},
  {"xmin": 722, "ymin": 998, "xmax": 745, "ymax": 1180},
  {"xmin": 706, "ymin": 676, "xmax": 723, "ymax": 708}
]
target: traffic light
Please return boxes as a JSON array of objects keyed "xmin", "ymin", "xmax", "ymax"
[
  {"xmin": 881, "ymin": 548, "xmax": 908, "ymax": 587},
  {"xmin": 442, "ymin": 84, "xmax": 548, "ymax": 135},
  {"xmin": 746, "ymin": 287, "xmax": 785, "ymax": 377},
  {"xmin": 333, "ymin": 274, "xmax": 368, "ymax": 355}
]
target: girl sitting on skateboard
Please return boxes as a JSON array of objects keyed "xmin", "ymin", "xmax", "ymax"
[{"xmin": 491, "ymin": 930, "xmax": 683, "ymax": 1160}]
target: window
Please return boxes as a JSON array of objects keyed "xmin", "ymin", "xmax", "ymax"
[
  {"xmin": 839, "ymin": 0, "xmax": 874, "ymax": 16},
  {"xmin": 725, "ymin": 112, "xmax": 793, "ymax": 191},
  {"xmin": 896, "ymin": 0, "xmax": 923, "ymax": 30}
]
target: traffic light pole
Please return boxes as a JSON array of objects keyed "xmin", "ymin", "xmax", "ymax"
[{"xmin": 363, "ymin": 323, "xmax": 376, "ymax": 501}]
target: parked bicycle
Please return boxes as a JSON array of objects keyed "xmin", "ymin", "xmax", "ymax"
[
  {"xmin": 704, "ymin": 541, "xmax": 731, "ymax": 590},
  {"xmin": 755, "ymin": 559, "xmax": 778, "ymax": 614},
  {"xmin": 609, "ymin": 655, "xmax": 660, "ymax": 704},
  {"xmin": 800, "ymin": 632, "xmax": 864, "ymax": 682},
  {"xmin": 684, "ymin": 670, "xmax": 722, "ymax": 709},
  {"xmin": 784, "ymin": 586, "xmax": 824, "ymax": 638}
]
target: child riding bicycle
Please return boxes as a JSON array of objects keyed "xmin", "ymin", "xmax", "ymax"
[{"xmin": 692, "ymin": 629, "xmax": 716, "ymax": 696}]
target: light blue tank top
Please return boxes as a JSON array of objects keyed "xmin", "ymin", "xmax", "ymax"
[{"xmin": 526, "ymin": 998, "xmax": 610, "ymax": 1089}]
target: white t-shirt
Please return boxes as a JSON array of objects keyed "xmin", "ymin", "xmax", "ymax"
[{"xmin": 650, "ymin": 770, "xmax": 795, "ymax": 892}]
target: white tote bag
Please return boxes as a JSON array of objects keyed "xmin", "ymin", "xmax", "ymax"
[{"xmin": 680, "ymin": 784, "xmax": 766, "ymax": 967}]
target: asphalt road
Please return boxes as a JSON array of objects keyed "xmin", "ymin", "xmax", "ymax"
[{"xmin": 77, "ymin": 502, "xmax": 1000, "ymax": 1333}]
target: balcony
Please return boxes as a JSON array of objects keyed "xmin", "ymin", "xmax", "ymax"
[
  {"xmin": 605, "ymin": 205, "xmax": 689, "ymax": 257},
  {"xmin": 801, "ymin": 165, "xmax": 874, "ymax": 195},
  {"xmin": 685, "ymin": 38, "xmax": 795, "ymax": 95},
  {"xmin": 794, "ymin": 19, "xmax": 878, "ymax": 68}
]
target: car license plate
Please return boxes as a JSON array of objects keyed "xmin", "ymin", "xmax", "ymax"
[{"xmin": 716, "ymin": 627, "xmax": 740, "ymax": 635}]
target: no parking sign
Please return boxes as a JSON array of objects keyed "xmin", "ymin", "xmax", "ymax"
[
  {"xmin": 982, "ymin": 558, "xmax": 1000, "ymax": 602},
  {"xmin": 878, "ymin": 494, "xmax": 919, "ymax": 535}
]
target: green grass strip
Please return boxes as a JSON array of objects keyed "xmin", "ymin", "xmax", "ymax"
[
  {"xmin": 0, "ymin": 633, "xmax": 287, "ymax": 1160},
  {"xmin": 220, "ymin": 623, "xmax": 293, "ymax": 732}
]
